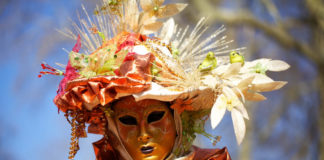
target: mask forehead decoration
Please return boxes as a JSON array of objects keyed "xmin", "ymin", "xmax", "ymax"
[{"xmin": 40, "ymin": 0, "xmax": 290, "ymax": 159}]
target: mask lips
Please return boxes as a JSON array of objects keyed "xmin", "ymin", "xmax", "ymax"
[{"xmin": 140, "ymin": 146, "xmax": 154, "ymax": 154}]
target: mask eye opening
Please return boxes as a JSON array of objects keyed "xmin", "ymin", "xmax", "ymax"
[
  {"xmin": 119, "ymin": 115, "xmax": 137, "ymax": 125},
  {"xmin": 147, "ymin": 111, "xmax": 165, "ymax": 123}
]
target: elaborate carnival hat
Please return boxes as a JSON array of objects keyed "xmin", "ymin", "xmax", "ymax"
[{"xmin": 40, "ymin": 0, "xmax": 289, "ymax": 159}]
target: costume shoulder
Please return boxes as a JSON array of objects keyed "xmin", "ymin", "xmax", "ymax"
[
  {"xmin": 193, "ymin": 146, "xmax": 231, "ymax": 160},
  {"xmin": 93, "ymin": 138, "xmax": 118, "ymax": 160}
]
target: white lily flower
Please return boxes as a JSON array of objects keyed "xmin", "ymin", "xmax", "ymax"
[
  {"xmin": 202, "ymin": 75, "xmax": 219, "ymax": 88},
  {"xmin": 211, "ymin": 87, "xmax": 248, "ymax": 144},
  {"xmin": 242, "ymin": 58, "xmax": 290, "ymax": 74},
  {"xmin": 234, "ymin": 76, "xmax": 287, "ymax": 101},
  {"xmin": 211, "ymin": 63, "xmax": 243, "ymax": 87}
]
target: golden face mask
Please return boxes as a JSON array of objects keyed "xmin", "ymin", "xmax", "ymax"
[{"xmin": 112, "ymin": 96, "xmax": 176, "ymax": 160}]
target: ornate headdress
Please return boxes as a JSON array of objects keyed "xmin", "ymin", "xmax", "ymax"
[{"xmin": 40, "ymin": 0, "xmax": 289, "ymax": 159}]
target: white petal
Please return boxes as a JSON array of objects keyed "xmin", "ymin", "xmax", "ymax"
[
  {"xmin": 160, "ymin": 18, "xmax": 175, "ymax": 43},
  {"xmin": 238, "ymin": 76, "xmax": 255, "ymax": 89},
  {"xmin": 223, "ymin": 86, "xmax": 238, "ymax": 99},
  {"xmin": 210, "ymin": 95, "xmax": 227, "ymax": 129},
  {"xmin": 223, "ymin": 63, "xmax": 242, "ymax": 78},
  {"xmin": 141, "ymin": 21, "xmax": 163, "ymax": 34},
  {"xmin": 212, "ymin": 64, "xmax": 229, "ymax": 75},
  {"xmin": 240, "ymin": 62, "xmax": 254, "ymax": 73},
  {"xmin": 251, "ymin": 58, "xmax": 271, "ymax": 66},
  {"xmin": 252, "ymin": 74, "xmax": 274, "ymax": 84},
  {"xmin": 140, "ymin": 0, "xmax": 154, "ymax": 11},
  {"xmin": 202, "ymin": 75, "xmax": 218, "ymax": 88},
  {"xmin": 157, "ymin": 3, "xmax": 188, "ymax": 18},
  {"xmin": 235, "ymin": 102, "xmax": 249, "ymax": 120},
  {"xmin": 233, "ymin": 87, "xmax": 245, "ymax": 103},
  {"xmin": 243, "ymin": 91, "xmax": 267, "ymax": 101},
  {"xmin": 231, "ymin": 109, "xmax": 246, "ymax": 145},
  {"xmin": 267, "ymin": 60, "xmax": 290, "ymax": 71},
  {"xmin": 252, "ymin": 81, "xmax": 287, "ymax": 92},
  {"xmin": 125, "ymin": 0, "xmax": 139, "ymax": 26}
]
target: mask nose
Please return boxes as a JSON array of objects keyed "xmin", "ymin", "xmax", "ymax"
[
  {"xmin": 138, "ymin": 134, "xmax": 151, "ymax": 143},
  {"xmin": 137, "ymin": 120, "xmax": 152, "ymax": 143}
]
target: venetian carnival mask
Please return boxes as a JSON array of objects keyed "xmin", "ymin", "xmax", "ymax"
[
  {"xmin": 112, "ymin": 96, "xmax": 176, "ymax": 160},
  {"xmin": 40, "ymin": 0, "xmax": 290, "ymax": 159}
]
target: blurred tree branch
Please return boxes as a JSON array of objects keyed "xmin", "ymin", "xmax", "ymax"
[
  {"xmin": 306, "ymin": 0, "xmax": 324, "ymax": 30},
  {"xmin": 189, "ymin": 0, "xmax": 324, "ymax": 159},
  {"xmin": 191, "ymin": 0, "xmax": 323, "ymax": 65}
]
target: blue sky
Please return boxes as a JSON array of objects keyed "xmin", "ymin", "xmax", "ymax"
[
  {"xmin": 0, "ymin": 0, "xmax": 319, "ymax": 159},
  {"xmin": 0, "ymin": 0, "xmax": 101, "ymax": 159},
  {"xmin": 0, "ymin": 1, "xmax": 235, "ymax": 158}
]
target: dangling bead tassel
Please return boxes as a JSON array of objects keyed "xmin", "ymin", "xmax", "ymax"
[
  {"xmin": 101, "ymin": 106, "xmax": 112, "ymax": 152},
  {"xmin": 68, "ymin": 111, "xmax": 80, "ymax": 160},
  {"xmin": 101, "ymin": 114, "xmax": 108, "ymax": 152}
]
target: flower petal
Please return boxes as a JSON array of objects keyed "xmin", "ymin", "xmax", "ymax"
[
  {"xmin": 156, "ymin": 3, "xmax": 188, "ymax": 18},
  {"xmin": 156, "ymin": 0, "xmax": 165, "ymax": 6},
  {"xmin": 233, "ymin": 87, "xmax": 245, "ymax": 103},
  {"xmin": 202, "ymin": 75, "xmax": 218, "ymax": 88},
  {"xmin": 141, "ymin": 21, "xmax": 163, "ymax": 34},
  {"xmin": 252, "ymin": 74, "xmax": 274, "ymax": 84},
  {"xmin": 223, "ymin": 86, "xmax": 238, "ymax": 99},
  {"xmin": 267, "ymin": 60, "xmax": 290, "ymax": 71},
  {"xmin": 140, "ymin": 0, "xmax": 154, "ymax": 11},
  {"xmin": 250, "ymin": 58, "xmax": 271, "ymax": 66},
  {"xmin": 222, "ymin": 63, "xmax": 242, "ymax": 78},
  {"xmin": 238, "ymin": 76, "xmax": 255, "ymax": 89},
  {"xmin": 252, "ymin": 81, "xmax": 287, "ymax": 92},
  {"xmin": 125, "ymin": 0, "xmax": 140, "ymax": 30},
  {"xmin": 231, "ymin": 109, "xmax": 246, "ymax": 145},
  {"xmin": 212, "ymin": 64, "xmax": 229, "ymax": 75},
  {"xmin": 235, "ymin": 102, "xmax": 249, "ymax": 120},
  {"xmin": 160, "ymin": 18, "xmax": 175, "ymax": 43},
  {"xmin": 243, "ymin": 90, "xmax": 267, "ymax": 101},
  {"xmin": 210, "ymin": 94, "xmax": 227, "ymax": 129}
]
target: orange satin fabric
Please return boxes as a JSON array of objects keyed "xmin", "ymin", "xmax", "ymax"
[
  {"xmin": 192, "ymin": 146, "xmax": 231, "ymax": 160},
  {"xmin": 54, "ymin": 37, "xmax": 154, "ymax": 112},
  {"xmin": 93, "ymin": 138, "xmax": 231, "ymax": 160}
]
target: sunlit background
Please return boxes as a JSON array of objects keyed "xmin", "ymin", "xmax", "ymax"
[{"xmin": 0, "ymin": 0, "xmax": 322, "ymax": 159}]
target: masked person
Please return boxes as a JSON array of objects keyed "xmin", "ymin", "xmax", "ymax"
[{"xmin": 40, "ymin": 0, "xmax": 289, "ymax": 159}]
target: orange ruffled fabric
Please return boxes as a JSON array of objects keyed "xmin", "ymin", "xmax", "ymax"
[
  {"xmin": 192, "ymin": 146, "xmax": 231, "ymax": 160},
  {"xmin": 93, "ymin": 137, "xmax": 231, "ymax": 160},
  {"xmin": 54, "ymin": 70, "xmax": 151, "ymax": 112},
  {"xmin": 54, "ymin": 32, "xmax": 154, "ymax": 113}
]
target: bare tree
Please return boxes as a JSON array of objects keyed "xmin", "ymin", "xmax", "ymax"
[{"xmin": 184, "ymin": 0, "xmax": 323, "ymax": 159}]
